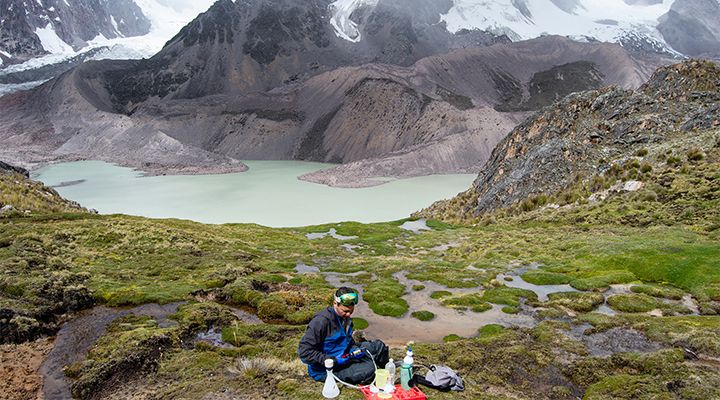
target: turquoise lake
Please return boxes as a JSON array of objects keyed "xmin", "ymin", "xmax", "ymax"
[{"xmin": 34, "ymin": 160, "xmax": 476, "ymax": 227}]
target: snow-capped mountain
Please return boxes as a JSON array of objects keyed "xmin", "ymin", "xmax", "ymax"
[
  {"xmin": 0, "ymin": 0, "xmax": 150, "ymax": 64},
  {"xmin": 0, "ymin": 0, "xmax": 216, "ymax": 65},
  {"xmin": 0, "ymin": 0, "xmax": 215, "ymax": 95},
  {"xmin": 328, "ymin": 0, "xmax": 720, "ymax": 57}
]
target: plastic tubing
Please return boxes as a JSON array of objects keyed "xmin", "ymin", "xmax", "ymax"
[{"xmin": 331, "ymin": 350, "xmax": 378, "ymax": 390}]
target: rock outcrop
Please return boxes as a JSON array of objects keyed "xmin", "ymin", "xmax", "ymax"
[
  {"xmin": 0, "ymin": 160, "xmax": 29, "ymax": 177},
  {"xmin": 421, "ymin": 59, "xmax": 720, "ymax": 218}
]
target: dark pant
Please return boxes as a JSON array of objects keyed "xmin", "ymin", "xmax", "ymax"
[{"xmin": 334, "ymin": 340, "xmax": 389, "ymax": 385}]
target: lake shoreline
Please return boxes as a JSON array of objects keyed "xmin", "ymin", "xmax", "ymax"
[{"xmin": 33, "ymin": 160, "xmax": 476, "ymax": 227}]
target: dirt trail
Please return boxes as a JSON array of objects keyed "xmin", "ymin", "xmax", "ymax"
[{"xmin": 0, "ymin": 338, "xmax": 53, "ymax": 400}]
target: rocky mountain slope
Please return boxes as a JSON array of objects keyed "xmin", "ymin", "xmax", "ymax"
[
  {"xmin": 100, "ymin": 0, "xmax": 504, "ymax": 107},
  {"xmin": 3, "ymin": 0, "xmax": 718, "ymax": 99},
  {"xmin": 658, "ymin": 0, "xmax": 720, "ymax": 58},
  {"xmin": 420, "ymin": 59, "xmax": 720, "ymax": 220},
  {"xmin": 0, "ymin": 0, "xmax": 150, "ymax": 66},
  {"xmin": 0, "ymin": 34, "xmax": 671, "ymax": 184}
]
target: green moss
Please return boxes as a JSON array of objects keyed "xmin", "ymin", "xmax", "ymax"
[
  {"xmin": 546, "ymin": 291, "xmax": 605, "ymax": 312},
  {"xmin": 363, "ymin": 277, "xmax": 409, "ymax": 317},
  {"xmin": 481, "ymin": 286, "xmax": 538, "ymax": 306},
  {"xmin": 352, "ymin": 317, "xmax": 369, "ymax": 330},
  {"xmin": 521, "ymin": 270, "xmax": 572, "ymax": 285},
  {"xmin": 607, "ymin": 293, "xmax": 667, "ymax": 313},
  {"xmin": 221, "ymin": 324, "xmax": 305, "ymax": 360},
  {"xmin": 477, "ymin": 324, "xmax": 505, "ymax": 338},
  {"xmin": 570, "ymin": 271, "xmax": 637, "ymax": 291},
  {"xmin": 412, "ymin": 284, "xmax": 425, "ymax": 291},
  {"xmin": 171, "ymin": 302, "xmax": 238, "ymax": 333},
  {"xmin": 441, "ymin": 293, "xmax": 491, "ymax": 312},
  {"xmin": 584, "ymin": 374, "xmax": 674, "ymax": 400},
  {"xmin": 70, "ymin": 315, "xmax": 176, "ymax": 399},
  {"xmin": 443, "ymin": 334, "xmax": 461, "ymax": 343},
  {"xmin": 411, "ymin": 310, "xmax": 435, "ymax": 321},
  {"xmin": 630, "ymin": 284, "xmax": 685, "ymax": 300},
  {"xmin": 406, "ymin": 264, "xmax": 486, "ymax": 288},
  {"xmin": 430, "ymin": 290, "xmax": 452, "ymax": 299},
  {"xmin": 256, "ymin": 274, "xmax": 288, "ymax": 284}
]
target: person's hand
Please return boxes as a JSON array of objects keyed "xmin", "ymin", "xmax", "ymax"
[
  {"xmin": 333, "ymin": 355, "xmax": 350, "ymax": 366},
  {"xmin": 333, "ymin": 349, "xmax": 365, "ymax": 367}
]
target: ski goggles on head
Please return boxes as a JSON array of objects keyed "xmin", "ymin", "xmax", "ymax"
[{"xmin": 334, "ymin": 292, "xmax": 359, "ymax": 306}]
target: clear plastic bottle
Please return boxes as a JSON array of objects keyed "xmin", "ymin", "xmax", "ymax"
[{"xmin": 383, "ymin": 358, "xmax": 396, "ymax": 392}]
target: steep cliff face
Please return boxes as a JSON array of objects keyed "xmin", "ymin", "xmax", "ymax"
[
  {"xmin": 421, "ymin": 60, "xmax": 720, "ymax": 218},
  {"xmin": 0, "ymin": 0, "xmax": 150, "ymax": 64}
]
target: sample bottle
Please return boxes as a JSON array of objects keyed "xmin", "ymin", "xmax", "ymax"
[
  {"xmin": 322, "ymin": 359, "xmax": 340, "ymax": 398},
  {"xmin": 383, "ymin": 358, "xmax": 396, "ymax": 392},
  {"xmin": 400, "ymin": 347, "xmax": 414, "ymax": 390}
]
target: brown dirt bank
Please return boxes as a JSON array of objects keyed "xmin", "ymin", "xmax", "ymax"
[{"xmin": 0, "ymin": 338, "xmax": 53, "ymax": 400}]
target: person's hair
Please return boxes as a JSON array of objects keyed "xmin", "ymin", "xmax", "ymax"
[{"xmin": 335, "ymin": 287, "xmax": 357, "ymax": 298}]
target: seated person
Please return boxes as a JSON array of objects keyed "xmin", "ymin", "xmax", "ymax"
[{"xmin": 298, "ymin": 287, "xmax": 389, "ymax": 383}]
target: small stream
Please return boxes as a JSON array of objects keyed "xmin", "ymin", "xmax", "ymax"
[
  {"xmin": 39, "ymin": 302, "xmax": 260, "ymax": 400},
  {"xmin": 40, "ymin": 303, "xmax": 183, "ymax": 400},
  {"xmin": 496, "ymin": 272, "xmax": 578, "ymax": 302}
]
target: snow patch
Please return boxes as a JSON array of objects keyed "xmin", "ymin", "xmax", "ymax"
[
  {"xmin": 5, "ymin": 0, "xmax": 214, "ymax": 76},
  {"xmin": 441, "ymin": 0, "xmax": 674, "ymax": 46},
  {"xmin": 110, "ymin": 15, "xmax": 120, "ymax": 35},
  {"xmin": 0, "ymin": 80, "xmax": 51, "ymax": 97},
  {"xmin": 328, "ymin": 0, "xmax": 379, "ymax": 42},
  {"xmin": 34, "ymin": 23, "xmax": 73, "ymax": 54}
]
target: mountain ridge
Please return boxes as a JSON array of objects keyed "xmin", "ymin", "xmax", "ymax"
[
  {"xmin": 0, "ymin": 36, "xmax": 672, "ymax": 183},
  {"xmin": 419, "ymin": 59, "xmax": 720, "ymax": 221}
]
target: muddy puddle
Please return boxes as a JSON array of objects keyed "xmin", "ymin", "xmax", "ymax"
[
  {"xmin": 195, "ymin": 329, "xmax": 235, "ymax": 349},
  {"xmin": 295, "ymin": 262, "xmax": 320, "ymax": 274},
  {"xmin": 496, "ymin": 272, "xmax": 578, "ymax": 302},
  {"xmin": 399, "ymin": 219, "xmax": 432, "ymax": 234},
  {"xmin": 40, "ymin": 303, "xmax": 183, "ymax": 399},
  {"xmin": 306, "ymin": 228, "xmax": 358, "ymax": 240}
]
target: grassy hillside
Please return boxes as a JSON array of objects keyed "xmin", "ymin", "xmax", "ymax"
[
  {"xmin": 0, "ymin": 171, "xmax": 88, "ymax": 216},
  {"xmin": 2, "ymin": 184, "xmax": 719, "ymax": 398}
]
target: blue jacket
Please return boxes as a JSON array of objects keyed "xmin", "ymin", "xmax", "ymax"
[{"xmin": 298, "ymin": 306, "xmax": 354, "ymax": 381}]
